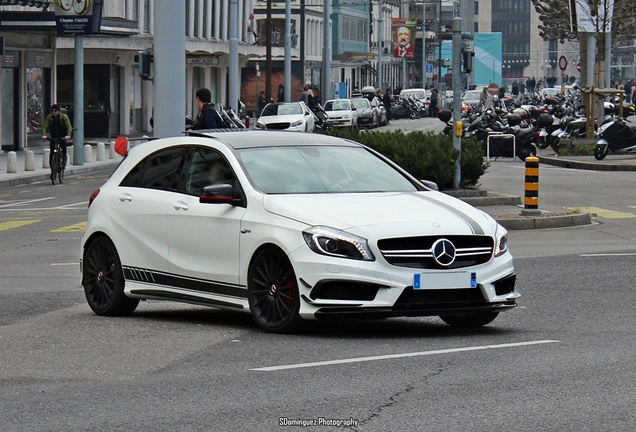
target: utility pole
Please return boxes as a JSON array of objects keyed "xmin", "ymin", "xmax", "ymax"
[
  {"xmin": 73, "ymin": 35, "xmax": 84, "ymax": 165},
  {"xmin": 284, "ymin": 0, "xmax": 292, "ymax": 101},
  {"xmin": 377, "ymin": 0, "xmax": 383, "ymax": 90},
  {"xmin": 229, "ymin": 0, "xmax": 239, "ymax": 113},
  {"xmin": 322, "ymin": 1, "xmax": 332, "ymax": 101},
  {"xmin": 153, "ymin": 0, "xmax": 185, "ymax": 138},
  {"xmin": 451, "ymin": 17, "xmax": 462, "ymax": 189},
  {"xmin": 437, "ymin": 0, "xmax": 442, "ymax": 87},
  {"xmin": 266, "ymin": 0, "xmax": 273, "ymax": 101},
  {"xmin": 421, "ymin": 1, "xmax": 426, "ymax": 88}
]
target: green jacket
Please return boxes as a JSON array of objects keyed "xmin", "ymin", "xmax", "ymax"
[{"xmin": 42, "ymin": 113, "xmax": 73, "ymax": 137}]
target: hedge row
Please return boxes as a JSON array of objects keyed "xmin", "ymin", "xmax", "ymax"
[{"xmin": 328, "ymin": 129, "xmax": 488, "ymax": 190}]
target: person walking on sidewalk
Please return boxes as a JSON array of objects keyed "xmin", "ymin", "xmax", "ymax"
[{"xmin": 42, "ymin": 104, "xmax": 72, "ymax": 165}]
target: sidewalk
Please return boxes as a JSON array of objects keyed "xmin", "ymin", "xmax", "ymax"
[
  {"xmin": 0, "ymin": 142, "xmax": 123, "ymax": 187},
  {"xmin": 538, "ymin": 153, "xmax": 636, "ymax": 171}
]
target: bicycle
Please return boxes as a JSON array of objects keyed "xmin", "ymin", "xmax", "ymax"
[{"xmin": 49, "ymin": 137, "xmax": 67, "ymax": 185}]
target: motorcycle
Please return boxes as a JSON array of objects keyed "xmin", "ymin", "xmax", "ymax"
[
  {"xmin": 312, "ymin": 104, "xmax": 334, "ymax": 133},
  {"xmin": 595, "ymin": 119, "xmax": 636, "ymax": 160}
]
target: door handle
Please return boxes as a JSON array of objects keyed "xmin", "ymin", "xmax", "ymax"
[
  {"xmin": 173, "ymin": 202, "xmax": 189, "ymax": 211},
  {"xmin": 119, "ymin": 193, "xmax": 133, "ymax": 202}
]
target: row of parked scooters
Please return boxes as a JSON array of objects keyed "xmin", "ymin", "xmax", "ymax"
[{"xmin": 438, "ymin": 88, "xmax": 636, "ymax": 160}]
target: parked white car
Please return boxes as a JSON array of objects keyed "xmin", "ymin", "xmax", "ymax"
[
  {"xmin": 80, "ymin": 131, "xmax": 518, "ymax": 333},
  {"xmin": 255, "ymin": 102, "xmax": 315, "ymax": 132},
  {"xmin": 324, "ymin": 99, "xmax": 358, "ymax": 128}
]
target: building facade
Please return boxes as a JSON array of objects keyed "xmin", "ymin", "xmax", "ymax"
[{"xmin": 1, "ymin": 0, "xmax": 263, "ymax": 151}]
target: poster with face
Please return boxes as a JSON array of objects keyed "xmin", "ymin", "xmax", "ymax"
[
  {"xmin": 54, "ymin": 0, "xmax": 102, "ymax": 36},
  {"xmin": 392, "ymin": 18, "xmax": 417, "ymax": 59}
]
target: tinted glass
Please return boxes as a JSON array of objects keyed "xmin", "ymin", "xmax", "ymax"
[
  {"xmin": 351, "ymin": 99, "xmax": 370, "ymax": 109},
  {"xmin": 324, "ymin": 101, "xmax": 351, "ymax": 111},
  {"xmin": 134, "ymin": 147, "xmax": 187, "ymax": 191},
  {"xmin": 261, "ymin": 103, "xmax": 303, "ymax": 116},
  {"xmin": 238, "ymin": 146, "xmax": 417, "ymax": 194},
  {"xmin": 184, "ymin": 147, "xmax": 235, "ymax": 195}
]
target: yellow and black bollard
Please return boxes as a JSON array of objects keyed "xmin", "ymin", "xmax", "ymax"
[{"xmin": 521, "ymin": 156, "xmax": 541, "ymax": 216}]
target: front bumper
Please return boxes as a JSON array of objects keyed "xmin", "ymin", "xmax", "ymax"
[{"xmin": 289, "ymin": 246, "xmax": 518, "ymax": 320}]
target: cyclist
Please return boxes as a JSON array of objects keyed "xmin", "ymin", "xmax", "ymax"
[{"xmin": 42, "ymin": 104, "xmax": 72, "ymax": 166}]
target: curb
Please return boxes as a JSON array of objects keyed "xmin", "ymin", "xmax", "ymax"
[
  {"xmin": 0, "ymin": 160, "xmax": 120, "ymax": 188},
  {"xmin": 445, "ymin": 190, "xmax": 521, "ymax": 206},
  {"xmin": 494, "ymin": 212, "xmax": 592, "ymax": 231},
  {"xmin": 538, "ymin": 155, "xmax": 636, "ymax": 172}
]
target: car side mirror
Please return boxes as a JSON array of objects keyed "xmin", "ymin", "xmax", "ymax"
[
  {"xmin": 200, "ymin": 184, "xmax": 238, "ymax": 205},
  {"xmin": 351, "ymin": 107, "xmax": 356, "ymax": 111},
  {"xmin": 420, "ymin": 180, "xmax": 439, "ymax": 191}
]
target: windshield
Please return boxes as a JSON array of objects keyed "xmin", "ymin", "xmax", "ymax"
[
  {"xmin": 324, "ymin": 100, "xmax": 351, "ymax": 111},
  {"xmin": 261, "ymin": 103, "xmax": 303, "ymax": 116},
  {"xmin": 351, "ymin": 99, "xmax": 370, "ymax": 110},
  {"xmin": 237, "ymin": 146, "xmax": 418, "ymax": 194},
  {"xmin": 463, "ymin": 91, "xmax": 481, "ymax": 101}
]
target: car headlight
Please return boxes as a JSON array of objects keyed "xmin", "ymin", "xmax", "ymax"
[
  {"xmin": 363, "ymin": 110, "xmax": 371, "ymax": 115},
  {"xmin": 494, "ymin": 225, "xmax": 508, "ymax": 257},
  {"xmin": 255, "ymin": 121, "xmax": 265, "ymax": 129},
  {"xmin": 343, "ymin": 115, "xmax": 351, "ymax": 119},
  {"xmin": 290, "ymin": 120, "xmax": 303, "ymax": 127},
  {"xmin": 302, "ymin": 226, "xmax": 375, "ymax": 261}
]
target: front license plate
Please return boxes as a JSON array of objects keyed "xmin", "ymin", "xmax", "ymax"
[{"xmin": 413, "ymin": 272, "xmax": 477, "ymax": 290}]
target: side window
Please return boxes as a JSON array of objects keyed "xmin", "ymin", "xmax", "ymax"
[
  {"xmin": 121, "ymin": 147, "xmax": 187, "ymax": 191},
  {"xmin": 185, "ymin": 147, "xmax": 235, "ymax": 196}
]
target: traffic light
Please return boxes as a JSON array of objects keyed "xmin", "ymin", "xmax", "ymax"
[
  {"xmin": 462, "ymin": 50, "xmax": 474, "ymax": 74},
  {"xmin": 134, "ymin": 51, "xmax": 153, "ymax": 80}
]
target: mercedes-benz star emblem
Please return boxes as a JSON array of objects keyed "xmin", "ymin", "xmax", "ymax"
[{"xmin": 432, "ymin": 238, "xmax": 456, "ymax": 267}]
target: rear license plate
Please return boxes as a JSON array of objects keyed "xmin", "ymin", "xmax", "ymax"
[{"xmin": 413, "ymin": 272, "xmax": 477, "ymax": 290}]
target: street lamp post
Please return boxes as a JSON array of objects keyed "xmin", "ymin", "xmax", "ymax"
[{"xmin": 377, "ymin": 1, "xmax": 383, "ymax": 91}]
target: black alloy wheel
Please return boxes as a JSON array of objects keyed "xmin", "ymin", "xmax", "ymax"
[
  {"xmin": 82, "ymin": 236, "xmax": 139, "ymax": 316},
  {"xmin": 247, "ymin": 247, "xmax": 302, "ymax": 333}
]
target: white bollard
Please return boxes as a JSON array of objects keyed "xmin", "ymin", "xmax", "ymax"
[
  {"xmin": 96, "ymin": 142, "xmax": 106, "ymax": 161},
  {"xmin": 67, "ymin": 146, "xmax": 73, "ymax": 166},
  {"xmin": 42, "ymin": 148, "xmax": 50, "ymax": 168},
  {"xmin": 84, "ymin": 144, "xmax": 93, "ymax": 163},
  {"xmin": 6, "ymin": 151, "xmax": 17, "ymax": 173},
  {"xmin": 24, "ymin": 150, "xmax": 35, "ymax": 171},
  {"xmin": 109, "ymin": 142, "xmax": 117, "ymax": 159}
]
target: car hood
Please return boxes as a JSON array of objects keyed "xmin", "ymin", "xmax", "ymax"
[
  {"xmin": 258, "ymin": 114, "xmax": 304, "ymax": 124},
  {"xmin": 326, "ymin": 111, "xmax": 354, "ymax": 118},
  {"xmin": 263, "ymin": 192, "xmax": 496, "ymax": 238}
]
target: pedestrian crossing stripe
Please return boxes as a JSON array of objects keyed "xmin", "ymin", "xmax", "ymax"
[
  {"xmin": 51, "ymin": 221, "xmax": 87, "ymax": 233},
  {"xmin": 0, "ymin": 219, "xmax": 41, "ymax": 231},
  {"xmin": 567, "ymin": 207, "xmax": 636, "ymax": 219}
]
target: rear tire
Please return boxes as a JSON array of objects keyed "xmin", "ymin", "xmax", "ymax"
[
  {"xmin": 82, "ymin": 236, "xmax": 139, "ymax": 316},
  {"xmin": 439, "ymin": 312, "xmax": 499, "ymax": 328}
]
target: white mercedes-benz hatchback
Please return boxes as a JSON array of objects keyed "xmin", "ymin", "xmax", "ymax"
[{"xmin": 81, "ymin": 131, "xmax": 518, "ymax": 332}]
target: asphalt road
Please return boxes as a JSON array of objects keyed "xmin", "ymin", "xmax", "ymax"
[{"xmin": 1, "ymin": 148, "xmax": 635, "ymax": 431}]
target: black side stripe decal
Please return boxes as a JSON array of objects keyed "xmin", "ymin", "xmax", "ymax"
[
  {"xmin": 129, "ymin": 289, "xmax": 244, "ymax": 309},
  {"xmin": 123, "ymin": 267, "xmax": 247, "ymax": 299}
]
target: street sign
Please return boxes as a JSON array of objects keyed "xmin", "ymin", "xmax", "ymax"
[
  {"xmin": 426, "ymin": 63, "xmax": 433, "ymax": 74},
  {"xmin": 558, "ymin": 55, "xmax": 568, "ymax": 71},
  {"xmin": 54, "ymin": 0, "xmax": 103, "ymax": 36},
  {"xmin": 255, "ymin": 62, "xmax": 260, "ymax": 72},
  {"xmin": 577, "ymin": 61, "xmax": 581, "ymax": 72}
]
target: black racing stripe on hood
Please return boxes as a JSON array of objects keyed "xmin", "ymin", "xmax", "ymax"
[{"xmin": 413, "ymin": 193, "xmax": 485, "ymax": 235}]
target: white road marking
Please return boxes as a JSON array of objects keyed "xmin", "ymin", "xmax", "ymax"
[
  {"xmin": 250, "ymin": 339, "xmax": 560, "ymax": 372},
  {"xmin": 51, "ymin": 263, "xmax": 79, "ymax": 266},
  {"xmin": 580, "ymin": 253, "xmax": 636, "ymax": 257},
  {"xmin": 0, "ymin": 201, "xmax": 88, "ymax": 212},
  {"xmin": 0, "ymin": 197, "xmax": 55, "ymax": 208}
]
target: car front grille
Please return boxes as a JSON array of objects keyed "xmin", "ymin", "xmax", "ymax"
[
  {"xmin": 266, "ymin": 122, "xmax": 291, "ymax": 130},
  {"xmin": 378, "ymin": 235, "xmax": 494, "ymax": 270}
]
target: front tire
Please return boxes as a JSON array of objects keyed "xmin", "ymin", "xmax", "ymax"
[
  {"xmin": 247, "ymin": 247, "xmax": 302, "ymax": 333},
  {"xmin": 439, "ymin": 312, "xmax": 499, "ymax": 328},
  {"xmin": 82, "ymin": 236, "xmax": 139, "ymax": 316},
  {"xmin": 594, "ymin": 144, "xmax": 609, "ymax": 160}
]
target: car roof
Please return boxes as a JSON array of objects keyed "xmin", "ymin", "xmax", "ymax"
[{"xmin": 187, "ymin": 130, "xmax": 361, "ymax": 150}]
